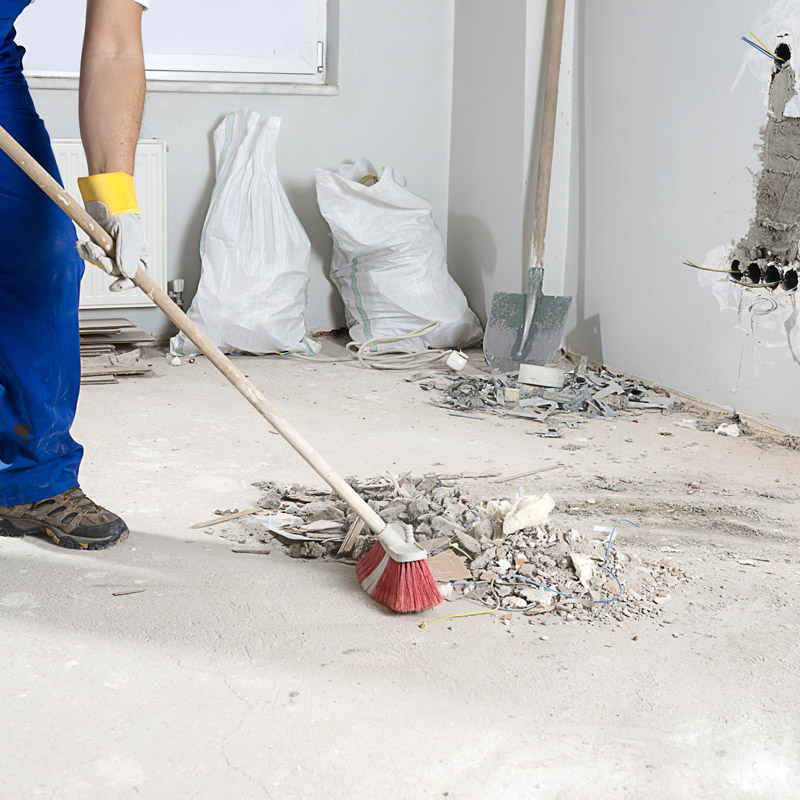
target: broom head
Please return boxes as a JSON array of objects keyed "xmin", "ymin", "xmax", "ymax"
[{"xmin": 356, "ymin": 523, "xmax": 442, "ymax": 613}]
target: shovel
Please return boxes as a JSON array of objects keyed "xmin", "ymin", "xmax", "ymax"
[{"xmin": 483, "ymin": 0, "xmax": 572, "ymax": 373}]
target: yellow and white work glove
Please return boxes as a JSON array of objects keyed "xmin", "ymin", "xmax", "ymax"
[{"xmin": 77, "ymin": 172, "xmax": 149, "ymax": 292}]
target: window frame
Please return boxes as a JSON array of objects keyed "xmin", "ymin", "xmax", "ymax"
[{"xmin": 21, "ymin": 0, "xmax": 336, "ymax": 95}]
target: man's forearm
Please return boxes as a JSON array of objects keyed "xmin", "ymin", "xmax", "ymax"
[{"xmin": 79, "ymin": 0, "xmax": 145, "ymax": 176}]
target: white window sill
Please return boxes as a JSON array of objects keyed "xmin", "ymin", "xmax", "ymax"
[{"xmin": 26, "ymin": 75, "xmax": 339, "ymax": 96}]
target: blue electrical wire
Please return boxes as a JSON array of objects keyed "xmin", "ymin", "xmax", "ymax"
[
  {"xmin": 741, "ymin": 37, "xmax": 783, "ymax": 62},
  {"xmin": 452, "ymin": 518, "xmax": 640, "ymax": 608}
]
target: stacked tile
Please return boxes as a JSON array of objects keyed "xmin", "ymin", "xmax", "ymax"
[{"xmin": 79, "ymin": 317, "xmax": 156, "ymax": 385}]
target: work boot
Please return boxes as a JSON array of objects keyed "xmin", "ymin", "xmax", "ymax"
[{"xmin": 0, "ymin": 487, "xmax": 129, "ymax": 550}]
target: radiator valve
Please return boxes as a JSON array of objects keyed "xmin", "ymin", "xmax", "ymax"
[{"xmin": 168, "ymin": 279, "xmax": 185, "ymax": 310}]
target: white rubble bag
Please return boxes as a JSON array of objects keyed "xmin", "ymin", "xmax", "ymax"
[
  {"xmin": 315, "ymin": 158, "xmax": 483, "ymax": 352},
  {"xmin": 171, "ymin": 111, "xmax": 319, "ymax": 357}
]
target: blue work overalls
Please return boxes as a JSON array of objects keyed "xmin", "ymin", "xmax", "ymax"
[{"xmin": 0, "ymin": 0, "xmax": 84, "ymax": 505}]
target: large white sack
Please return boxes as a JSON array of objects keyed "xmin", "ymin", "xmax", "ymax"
[
  {"xmin": 171, "ymin": 111, "xmax": 319, "ymax": 357},
  {"xmin": 315, "ymin": 158, "xmax": 482, "ymax": 352}
]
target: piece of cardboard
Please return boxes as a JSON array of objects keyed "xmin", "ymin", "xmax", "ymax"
[{"xmin": 426, "ymin": 550, "xmax": 472, "ymax": 582}]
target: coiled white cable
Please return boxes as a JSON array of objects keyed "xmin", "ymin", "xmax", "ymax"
[{"xmin": 345, "ymin": 322, "xmax": 455, "ymax": 370}]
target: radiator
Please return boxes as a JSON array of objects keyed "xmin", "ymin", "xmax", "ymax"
[{"xmin": 51, "ymin": 138, "xmax": 168, "ymax": 309}]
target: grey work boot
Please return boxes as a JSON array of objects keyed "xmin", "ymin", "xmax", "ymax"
[{"xmin": 0, "ymin": 487, "xmax": 130, "ymax": 550}]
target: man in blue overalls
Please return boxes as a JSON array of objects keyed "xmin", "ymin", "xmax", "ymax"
[{"xmin": 0, "ymin": 0, "xmax": 149, "ymax": 549}]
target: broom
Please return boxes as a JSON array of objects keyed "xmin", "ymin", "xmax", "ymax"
[
  {"xmin": 356, "ymin": 524, "xmax": 442, "ymax": 612},
  {"xmin": 0, "ymin": 124, "xmax": 442, "ymax": 614}
]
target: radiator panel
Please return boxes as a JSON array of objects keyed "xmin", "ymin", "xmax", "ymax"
[{"xmin": 51, "ymin": 139, "xmax": 168, "ymax": 309}]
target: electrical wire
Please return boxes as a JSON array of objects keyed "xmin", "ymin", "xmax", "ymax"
[
  {"xmin": 742, "ymin": 38, "xmax": 776, "ymax": 59},
  {"xmin": 750, "ymin": 296, "xmax": 779, "ymax": 315},
  {"xmin": 420, "ymin": 519, "xmax": 640, "ymax": 628},
  {"xmin": 345, "ymin": 322, "xmax": 457, "ymax": 370},
  {"xmin": 741, "ymin": 36, "xmax": 785, "ymax": 62},
  {"xmin": 730, "ymin": 278, "xmax": 781, "ymax": 288},
  {"xmin": 418, "ymin": 576, "xmax": 501, "ymax": 629},
  {"xmin": 748, "ymin": 29, "xmax": 784, "ymax": 61},
  {"xmin": 683, "ymin": 259, "xmax": 739, "ymax": 274},
  {"xmin": 449, "ymin": 544, "xmax": 474, "ymax": 561},
  {"xmin": 287, "ymin": 322, "xmax": 463, "ymax": 368},
  {"xmin": 748, "ymin": 295, "xmax": 780, "ymax": 341}
]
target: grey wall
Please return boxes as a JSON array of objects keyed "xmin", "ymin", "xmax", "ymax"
[
  {"xmin": 447, "ymin": 0, "xmax": 576, "ymax": 323},
  {"xmin": 31, "ymin": 0, "xmax": 456, "ymax": 336},
  {"xmin": 565, "ymin": 0, "xmax": 800, "ymax": 434},
  {"xmin": 447, "ymin": 0, "xmax": 527, "ymax": 324},
  {"xmin": 30, "ymin": 0, "xmax": 800, "ymax": 432}
]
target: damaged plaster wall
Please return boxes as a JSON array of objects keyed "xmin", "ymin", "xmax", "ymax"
[
  {"xmin": 30, "ymin": 0, "xmax": 456, "ymax": 336},
  {"xmin": 564, "ymin": 0, "xmax": 800, "ymax": 434},
  {"xmin": 698, "ymin": 36, "xmax": 800, "ymax": 373},
  {"xmin": 737, "ymin": 49, "xmax": 800, "ymax": 266}
]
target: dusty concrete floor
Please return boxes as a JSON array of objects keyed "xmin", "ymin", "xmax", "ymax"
[{"xmin": 2, "ymin": 344, "xmax": 800, "ymax": 799}]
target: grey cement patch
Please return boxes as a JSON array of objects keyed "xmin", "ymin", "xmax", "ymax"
[{"xmin": 736, "ymin": 57, "xmax": 800, "ymax": 266}]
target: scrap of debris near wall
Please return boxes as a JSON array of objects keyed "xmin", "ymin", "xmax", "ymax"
[{"xmin": 408, "ymin": 360, "xmax": 673, "ymax": 433}]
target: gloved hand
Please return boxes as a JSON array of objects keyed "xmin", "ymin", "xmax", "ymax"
[{"xmin": 77, "ymin": 172, "xmax": 149, "ymax": 292}]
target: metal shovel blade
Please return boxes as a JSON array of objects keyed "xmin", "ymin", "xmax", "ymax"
[{"xmin": 483, "ymin": 267, "xmax": 572, "ymax": 373}]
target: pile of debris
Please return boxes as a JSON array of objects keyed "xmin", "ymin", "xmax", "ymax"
[
  {"xmin": 233, "ymin": 474, "xmax": 687, "ymax": 624},
  {"xmin": 410, "ymin": 364, "xmax": 675, "ymax": 426}
]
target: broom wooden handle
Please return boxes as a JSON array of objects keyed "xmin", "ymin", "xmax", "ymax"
[
  {"xmin": 531, "ymin": 0, "xmax": 566, "ymax": 271},
  {"xmin": 0, "ymin": 124, "xmax": 388, "ymax": 536}
]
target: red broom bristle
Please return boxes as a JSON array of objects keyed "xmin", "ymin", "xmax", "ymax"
[
  {"xmin": 355, "ymin": 539, "xmax": 386, "ymax": 584},
  {"xmin": 357, "ymin": 541, "xmax": 442, "ymax": 613}
]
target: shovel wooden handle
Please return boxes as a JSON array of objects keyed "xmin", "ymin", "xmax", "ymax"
[
  {"xmin": 0, "ymin": 124, "xmax": 387, "ymax": 536},
  {"xmin": 531, "ymin": 0, "xmax": 566, "ymax": 271}
]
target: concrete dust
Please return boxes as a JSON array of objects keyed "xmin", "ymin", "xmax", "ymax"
[{"xmin": 4, "ymin": 346, "xmax": 800, "ymax": 798}]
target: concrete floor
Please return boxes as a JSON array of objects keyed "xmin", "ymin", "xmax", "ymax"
[{"xmin": 2, "ymin": 345, "xmax": 800, "ymax": 799}]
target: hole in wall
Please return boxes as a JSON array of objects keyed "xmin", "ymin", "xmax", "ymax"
[
  {"xmin": 730, "ymin": 259, "xmax": 743, "ymax": 280},
  {"xmin": 783, "ymin": 269, "xmax": 799, "ymax": 291},
  {"xmin": 765, "ymin": 263, "xmax": 782, "ymax": 287},
  {"xmin": 776, "ymin": 43, "xmax": 792, "ymax": 64},
  {"xmin": 747, "ymin": 262, "xmax": 762, "ymax": 283}
]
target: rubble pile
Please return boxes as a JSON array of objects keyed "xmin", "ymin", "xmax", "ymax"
[
  {"xmin": 411, "ymin": 366, "xmax": 675, "ymax": 424},
  {"xmin": 462, "ymin": 524, "xmax": 684, "ymax": 623},
  {"xmin": 242, "ymin": 474, "xmax": 687, "ymax": 623}
]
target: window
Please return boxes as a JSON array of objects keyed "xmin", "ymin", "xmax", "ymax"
[{"xmin": 17, "ymin": 0, "xmax": 333, "ymax": 93}]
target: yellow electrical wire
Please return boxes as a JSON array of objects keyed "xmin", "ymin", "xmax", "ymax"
[
  {"xmin": 419, "ymin": 577, "xmax": 501, "ymax": 629},
  {"xmin": 683, "ymin": 259, "xmax": 739, "ymax": 274},
  {"xmin": 749, "ymin": 30, "xmax": 784, "ymax": 61},
  {"xmin": 449, "ymin": 544, "xmax": 474, "ymax": 561},
  {"xmin": 730, "ymin": 278, "xmax": 780, "ymax": 287}
]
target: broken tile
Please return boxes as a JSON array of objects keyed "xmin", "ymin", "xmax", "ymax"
[{"xmin": 427, "ymin": 550, "xmax": 473, "ymax": 582}]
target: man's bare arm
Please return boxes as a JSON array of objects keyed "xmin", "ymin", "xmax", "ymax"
[{"xmin": 79, "ymin": 0, "xmax": 145, "ymax": 175}]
